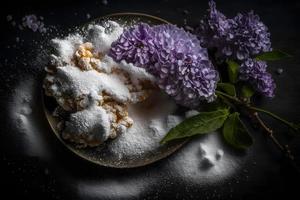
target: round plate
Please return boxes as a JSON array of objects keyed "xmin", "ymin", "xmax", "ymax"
[{"xmin": 43, "ymin": 13, "xmax": 187, "ymax": 168}]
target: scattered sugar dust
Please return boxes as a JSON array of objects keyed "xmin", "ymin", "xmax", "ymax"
[
  {"xmin": 164, "ymin": 132, "xmax": 246, "ymax": 186},
  {"xmin": 74, "ymin": 132, "xmax": 246, "ymax": 199},
  {"xmin": 77, "ymin": 177, "xmax": 153, "ymax": 199},
  {"xmin": 8, "ymin": 78, "xmax": 51, "ymax": 159},
  {"xmin": 87, "ymin": 21, "xmax": 123, "ymax": 53}
]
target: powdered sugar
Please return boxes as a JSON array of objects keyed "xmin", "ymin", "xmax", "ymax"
[
  {"xmin": 9, "ymin": 78, "xmax": 51, "ymax": 159},
  {"xmin": 63, "ymin": 104, "xmax": 111, "ymax": 144},
  {"xmin": 198, "ymin": 142, "xmax": 225, "ymax": 169},
  {"xmin": 215, "ymin": 149, "xmax": 224, "ymax": 160},
  {"xmin": 119, "ymin": 60, "xmax": 156, "ymax": 84},
  {"xmin": 167, "ymin": 133, "xmax": 244, "ymax": 184},
  {"xmin": 47, "ymin": 65, "xmax": 131, "ymax": 104},
  {"xmin": 92, "ymin": 55, "xmax": 115, "ymax": 73},
  {"xmin": 51, "ymin": 34, "xmax": 83, "ymax": 64},
  {"xmin": 108, "ymin": 91, "xmax": 178, "ymax": 158},
  {"xmin": 166, "ymin": 115, "xmax": 184, "ymax": 130},
  {"xmin": 87, "ymin": 21, "xmax": 123, "ymax": 53},
  {"xmin": 185, "ymin": 109, "xmax": 200, "ymax": 118}
]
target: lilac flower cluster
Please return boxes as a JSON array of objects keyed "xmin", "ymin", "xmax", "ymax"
[
  {"xmin": 109, "ymin": 24, "xmax": 219, "ymax": 107},
  {"xmin": 109, "ymin": 23, "xmax": 155, "ymax": 67},
  {"xmin": 239, "ymin": 59, "xmax": 275, "ymax": 97},
  {"xmin": 151, "ymin": 25, "xmax": 219, "ymax": 107},
  {"xmin": 197, "ymin": 0, "xmax": 275, "ymax": 97},
  {"xmin": 197, "ymin": 0, "xmax": 233, "ymax": 57},
  {"xmin": 197, "ymin": 1, "xmax": 271, "ymax": 61},
  {"xmin": 232, "ymin": 12, "xmax": 272, "ymax": 60}
]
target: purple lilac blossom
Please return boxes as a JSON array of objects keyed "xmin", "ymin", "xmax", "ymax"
[
  {"xmin": 152, "ymin": 24, "xmax": 219, "ymax": 107},
  {"xmin": 197, "ymin": 0, "xmax": 233, "ymax": 53},
  {"xmin": 109, "ymin": 24, "xmax": 219, "ymax": 108},
  {"xmin": 109, "ymin": 23, "xmax": 156, "ymax": 68},
  {"xmin": 197, "ymin": 0, "xmax": 271, "ymax": 61},
  {"xmin": 197, "ymin": 0, "xmax": 275, "ymax": 97},
  {"xmin": 239, "ymin": 59, "xmax": 275, "ymax": 97},
  {"xmin": 230, "ymin": 11, "xmax": 272, "ymax": 60}
]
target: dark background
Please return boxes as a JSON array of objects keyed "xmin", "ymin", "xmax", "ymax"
[{"xmin": 1, "ymin": 0, "xmax": 300, "ymax": 199}]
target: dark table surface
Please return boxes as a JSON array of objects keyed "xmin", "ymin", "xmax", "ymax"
[{"xmin": 1, "ymin": 0, "xmax": 300, "ymax": 199}]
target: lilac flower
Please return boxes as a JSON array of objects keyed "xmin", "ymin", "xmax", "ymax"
[
  {"xmin": 151, "ymin": 24, "xmax": 219, "ymax": 107},
  {"xmin": 197, "ymin": 0, "xmax": 271, "ymax": 60},
  {"xmin": 196, "ymin": 1, "xmax": 275, "ymax": 97},
  {"xmin": 239, "ymin": 58, "xmax": 267, "ymax": 80},
  {"xmin": 239, "ymin": 59, "xmax": 275, "ymax": 97},
  {"xmin": 109, "ymin": 23, "xmax": 156, "ymax": 67},
  {"xmin": 230, "ymin": 11, "xmax": 272, "ymax": 60},
  {"xmin": 150, "ymin": 24, "xmax": 208, "ymax": 72},
  {"xmin": 158, "ymin": 61, "xmax": 219, "ymax": 107},
  {"xmin": 197, "ymin": 0, "xmax": 233, "ymax": 51},
  {"xmin": 109, "ymin": 23, "xmax": 219, "ymax": 108},
  {"xmin": 256, "ymin": 72, "xmax": 276, "ymax": 97}
]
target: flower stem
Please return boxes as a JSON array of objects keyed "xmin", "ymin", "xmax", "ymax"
[
  {"xmin": 216, "ymin": 90, "xmax": 296, "ymax": 162},
  {"xmin": 252, "ymin": 112, "xmax": 294, "ymax": 161},
  {"xmin": 216, "ymin": 90, "xmax": 241, "ymax": 103},
  {"xmin": 216, "ymin": 90, "xmax": 297, "ymax": 130},
  {"xmin": 248, "ymin": 106, "xmax": 296, "ymax": 130}
]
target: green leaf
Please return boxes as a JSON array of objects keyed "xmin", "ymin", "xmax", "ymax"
[
  {"xmin": 226, "ymin": 60, "xmax": 239, "ymax": 83},
  {"xmin": 161, "ymin": 109, "xmax": 230, "ymax": 144},
  {"xmin": 223, "ymin": 112, "xmax": 253, "ymax": 149},
  {"xmin": 217, "ymin": 83, "xmax": 236, "ymax": 96},
  {"xmin": 241, "ymin": 84, "xmax": 255, "ymax": 98},
  {"xmin": 255, "ymin": 50, "xmax": 292, "ymax": 61}
]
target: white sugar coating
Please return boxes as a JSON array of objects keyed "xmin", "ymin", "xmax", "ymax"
[
  {"xmin": 92, "ymin": 55, "xmax": 115, "ymax": 73},
  {"xmin": 108, "ymin": 91, "xmax": 178, "ymax": 158},
  {"xmin": 201, "ymin": 155, "xmax": 215, "ymax": 168},
  {"xmin": 87, "ymin": 21, "xmax": 123, "ymax": 53},
  {"xmin": 90, "ymin": 55, "xmax": 156, "ymax": 84},
  {"xmin": 9, "ymin": 78, "xmax": 50, "ymax": 159},
  {"xmin": 19, "ymin": 106, "xmax": 32, "ymax": 115},
  {"xmin": 215, "ymin": 149, "xmax": 224, "ymax": 160},
  {"xmin": 166, "ymin": 133, "xmax": 244, "ymax": 184},
  {"xmin": 149, "ymin": 119, "xmax": 166, "ymax": 137},
  {"xmin": 166, "ymin": 115, "xmax": 183, "ymax": 130},
  {"xmin": 185, "ymin": 110, "xmax": 199, "ymax": 118},
  {"xmin": 51, "ymin": 34, "xmax": 83, "ymax": 63},
  {"xmin": 64, "ymin": 105, "xmax": 111, "ymax": 142},
  {"xmin": 77, "ymin": 177, "xmax": 153, "ymax": 200},
  {"xmin": 47, "ymin": 65, "xmax": 131, "ymax": 103},
  {"xmin": 119, "ymin": 60, "xmax": 156, "ymax": 84},
  {"xmin": 198, "ymin": 143, "xmax": 207, "ymax": 156}
]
